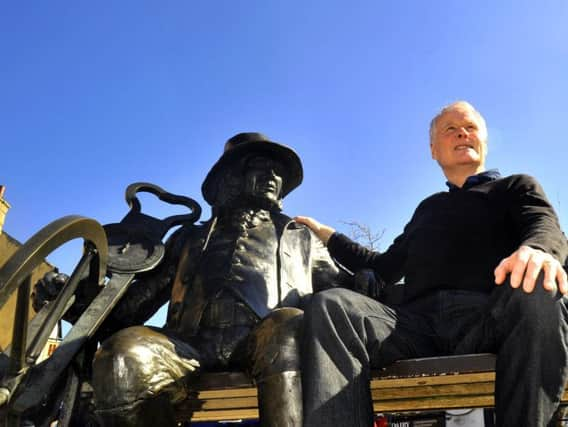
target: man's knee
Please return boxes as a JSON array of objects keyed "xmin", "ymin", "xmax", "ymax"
[
  {"xmin": 494, "ymin": 277, "xmax": 567, "ymax": 329},
  {"xmin": 308, "ymin": 288, "xmax": 358, "ymax": 316},
  {"xmin": 249, "ymin": 307, "xmax": 303, "ymax": 379}
]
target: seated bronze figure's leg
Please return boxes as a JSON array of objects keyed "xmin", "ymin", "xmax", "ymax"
[
  {"xmin": 249, "ymin": 307, "xmax": 304, "ymax": 427},
  {"xmin": 194, "ymin": 292, "xmax": 260, "ymax": 369},
  {"xmin": 91, "ymin": 325, "xmax": 200, "ymax": 427}
]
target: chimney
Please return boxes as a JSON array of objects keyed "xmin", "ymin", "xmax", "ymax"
[{"xmin": 0, "ymin": 185, "xmax": 11, "ymax": 234}]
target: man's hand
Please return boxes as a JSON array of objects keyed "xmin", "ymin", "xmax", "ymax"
[
  {"xmin": 293, "ymin": 216, "xmax": 336, "ymax": 245},
  {"xmin": 494, "ymin": 245, "xmax": 568, "ymax": 294}
]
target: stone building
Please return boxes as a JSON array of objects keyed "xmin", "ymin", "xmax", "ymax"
[{"xmin": 0, "ymin": 185, "xmax": 54, "ymax": 352}]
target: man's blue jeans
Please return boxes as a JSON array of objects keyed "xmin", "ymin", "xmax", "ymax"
[{"xmin": 302, "ymin": 282, "xmax": 568, "ymax": 427}]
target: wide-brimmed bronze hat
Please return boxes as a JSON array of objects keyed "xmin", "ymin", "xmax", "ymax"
[{"xmin": 201, "ymin": 132, "xmax": 303, "ymax": 205}]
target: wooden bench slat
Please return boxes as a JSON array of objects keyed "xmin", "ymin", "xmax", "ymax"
[
  {"xmin": 372, "ymin": 382, "xmax": 495, "ymax": 400},
  {"xmin": 173, "ymin": 354, "xmax": 568, "ymax": 422},
  {"xmin": 189, "ymin": 396, "xmax": 258, "ymax": 411},
  {"xmin": 371, "ymin": 371, "xmax": 495, "ymax": 388},
  {"xmin": 195, "ymin": 388, "xmax": 257, "ymax": 399},
  {"xmin": 186, "ymin": 408, "xmax": 259, "ymax": 421},
  {"xmin": 374, "ymin": 395, "xmax": 495, "ymax": 412}
]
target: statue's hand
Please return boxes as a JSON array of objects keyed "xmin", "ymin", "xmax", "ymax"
[{"xmin": 32, "ymin": 270, "xmax": 69, "ymax": 312}]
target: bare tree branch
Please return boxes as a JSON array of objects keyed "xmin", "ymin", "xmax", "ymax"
[{"xmin": 340, "ymin": 220, "xmax": 385, "ymax": 251}]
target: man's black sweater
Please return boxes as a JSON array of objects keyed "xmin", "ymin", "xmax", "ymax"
[{"xmin": 328, "ymin": 174, "xmax": 568, "ymax": 302}]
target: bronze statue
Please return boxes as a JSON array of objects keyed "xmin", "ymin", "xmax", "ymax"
[{"xmin": 34, "ymin": 133, "xmax": 345, "ymax": 426}]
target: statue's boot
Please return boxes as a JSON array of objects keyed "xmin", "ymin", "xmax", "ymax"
[
  {"xmin": 95, "ymin": 393, "xmax": 175, "ymax": 427},
  {"xmin": 249, "ymin": 308, "xmax": 304, "ymax": 427},
  {"xmin": 91, "ymin": 326, "xmax": 200, "ymax": 427},
  {"xmin": 257, "ymin": 370, "xmax": 303, "ymax": 427}
]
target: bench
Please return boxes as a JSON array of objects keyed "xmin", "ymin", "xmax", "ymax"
[{"xmin": 174, "ymin": 353, "xmax": 568, "ymax": 423}]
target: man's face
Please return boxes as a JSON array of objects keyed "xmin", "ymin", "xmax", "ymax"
[
  {"xmin": 430, "ymin": 106, "xmax": 488, "ymax": 173},
  {"xmin": 243, "ymin": 155, "xmax": 284, "ymax": 203}
]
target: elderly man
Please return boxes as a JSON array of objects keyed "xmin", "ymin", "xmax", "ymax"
[
  {"xmin": 36, "ymin": 133, "xmax": 344, "ymax": 426},
  {"xmin": 296, "ymin": 101, "xmax": 568, "ymax": 427}
]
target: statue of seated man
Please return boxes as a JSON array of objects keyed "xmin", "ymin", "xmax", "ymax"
[{"xmin": 63, "ymin": 133, "xmax": 344, "ymax": 426}]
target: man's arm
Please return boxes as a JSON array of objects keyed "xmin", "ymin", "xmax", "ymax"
[
  {"xmin": 295, "ymin": 216, "xmax": 407, "ymax": 287},
  {"xmin": 294, "ymin": 216, "xmax": 335, "ymax": 244},
  {"xmin": 299, "ymin": 220, "xmax": 385, "ymax": 298},
  {"xmin": 295, "ymin": 216, "xmax": 381, "ymax": 273},
  {"xmin": 494, "ymin": 175, "xmax": 568, "ymax": 293}
]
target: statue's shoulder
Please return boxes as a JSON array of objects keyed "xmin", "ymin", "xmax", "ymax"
[
  {"xmin": 274, "ymin": 214, "xmax": 314, "ymax": 252},
  {"xmin": 165, "ymin": 221, "xmax": 209, "ymax": 251},
  {"xmin": 272, "ymin": 212, "xmax": 308, "ymax": 233}
]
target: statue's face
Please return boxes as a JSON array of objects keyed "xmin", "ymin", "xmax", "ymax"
[{"xmin": 243, "ymin": 155, "xmax": 284, "ymax": 203}]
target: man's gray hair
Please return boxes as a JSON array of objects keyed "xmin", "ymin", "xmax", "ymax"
[{"xmin": 429, "ymin": 101, "xmax": 488, "ymax": 144}]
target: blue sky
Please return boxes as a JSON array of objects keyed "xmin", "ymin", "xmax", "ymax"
[{"xmin": 2, "ymin": 2, "xmax": 567, "ymax": 326}]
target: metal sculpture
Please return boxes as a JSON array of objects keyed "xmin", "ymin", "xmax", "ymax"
[
  {"xmin": 0, "ymin": 133, "xmax": 345, "ymax": 427},
  {"xmin": 0, "ymin": 216, "xmax": 108, "ymax": 426},
  {"xmin": 0, "ymin": 183, "xmax": 200, "ymax": 426}
]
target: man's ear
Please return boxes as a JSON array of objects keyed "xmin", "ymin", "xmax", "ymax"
[{"xmin": 430, "ymin": 142, "xmax": 437, "ymax": 160}]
